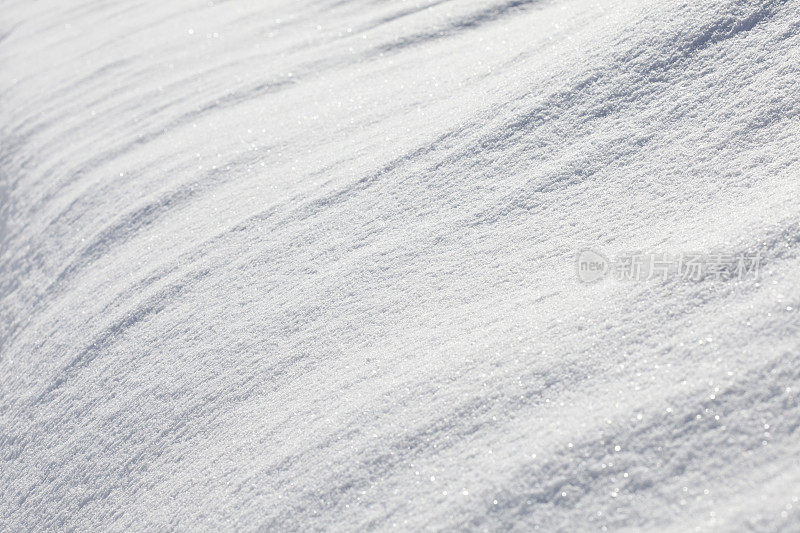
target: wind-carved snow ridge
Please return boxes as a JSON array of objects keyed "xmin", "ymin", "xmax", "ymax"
[{"xmin": 1, "ymin": 0, "xmax": 799, "ymax": 530}]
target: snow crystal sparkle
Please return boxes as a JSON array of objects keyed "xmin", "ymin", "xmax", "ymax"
[{"xmin": 2, "ymin": 0, "xmax": 800, "ymax": 530}]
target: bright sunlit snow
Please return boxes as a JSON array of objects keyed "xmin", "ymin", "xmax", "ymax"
[{"xmin": 1, "ymin": 0, "xmax": 800, "ymax": 530}]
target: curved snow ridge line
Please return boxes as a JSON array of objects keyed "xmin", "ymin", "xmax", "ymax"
[
  {"xmin": 270, "ymin": 327, "xmax": 798, "ymax": 528},
  {"xmin": 451, "ymin": 351, "xmax": 800, "ymax": 531},
  {"xmin": 1, "ymin": 0, "xmax": 800, "ymax": 530},
  {"xmin": 31, "ymin": 265, "xmax": 215, "ymax": 405},
  {"xmin": 367, "ymin": 0, "xmax": 547, "ymax": 56},
  {"xmin": 0, "ymin": 159, "xmax": 233, "ymax": 351},
  {"xmin": 2, "ymin": 73, "xmax": 293, "ymax": 237},
  {"xmin": 4, "ymin": 152, "xmax": 792, "ymax": 520},
  {"xmin": 659, "ymin": 0, "xmax": 788, "ymax": 64},
  {"xmin": 286, "ymin": 0, "xmax": 799, "ymax": 231},
  {"xmin": 350, "ymin": 0, "xmax": 455, "ymax": 38},
  {"xmin": 42, "ymin": 247, "xmax": 788, "ymax": 528},
  {"xmin": 271, "ymin": 258, "xmax": 797, "ymax": 526},
  {"xmin": 40, "ymin": 145, "xmax": 279, "ymax": 293},
  {"xmin": 240, "ymin": 233, "xmax": 800, "ymax": 529},
  {"xmin": 0, "ymin": 0, "xmax": 506, "ymax": 284},
  {"xmin": 0, "ymin": 0, "xmax": 664, "ymax": 258}
]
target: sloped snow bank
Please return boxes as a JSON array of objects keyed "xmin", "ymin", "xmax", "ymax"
[{"xmin": 1, "ymin": 0, "xmax": 799, "ymax": 530}]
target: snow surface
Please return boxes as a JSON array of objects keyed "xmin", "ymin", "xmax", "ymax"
[{"xmin": 1, "ymin": 0, "xmax": 800, "ymax": 530}]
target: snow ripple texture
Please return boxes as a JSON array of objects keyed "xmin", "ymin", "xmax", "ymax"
[{"xmin": 1, "ymin": 0, "xmax": 800, "ymax": 530}]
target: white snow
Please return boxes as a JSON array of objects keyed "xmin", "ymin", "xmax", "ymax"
[{"xmin": 1, "ymin": 0, "xmax": 800, "ymax": 530}]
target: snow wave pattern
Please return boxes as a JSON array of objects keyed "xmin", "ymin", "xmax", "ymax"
[{"xmin": 1, "ymin": 0, "xmax": 800, "ymax": 530}]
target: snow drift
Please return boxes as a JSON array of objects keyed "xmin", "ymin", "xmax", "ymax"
[{"xmin": 1, "ymin": 0, "xmax": 799, "ymax": 530}]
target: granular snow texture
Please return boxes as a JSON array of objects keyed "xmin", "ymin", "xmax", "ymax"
[{"xmin": 1, "ymin": 0, "xmax": 800, "ymax": 530}]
